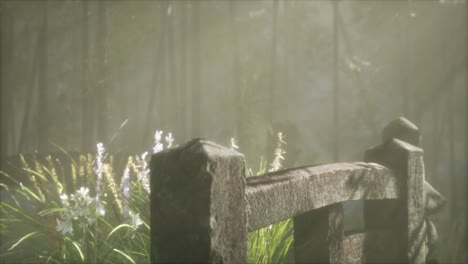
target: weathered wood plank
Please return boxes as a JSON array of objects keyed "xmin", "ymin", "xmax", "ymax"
[
  {"xmin": 364, "ymin": 117, "xmax": 427, "ymax": 263},
  {"xmin": 343, "ymin": 233, "xmax": 366, "ymax": 264},
  {"xmin": 343, "ymin": 230, "xmax": 401, "ymax": 263},
  {"xmin": 294, "ymin": 203, "xmax": 344, "ymax": 263},
  {"xmin": 150, "ymin": 139, "xmax": 248, "ymax": 263},
  {"xmin": 246, "ymin": 162, "xmax": 399, "ymax": 231}
]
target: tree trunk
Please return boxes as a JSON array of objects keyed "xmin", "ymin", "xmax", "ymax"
[
  {"xmin": 179, "ymin": 2, "xmax": 188, "ymax": 141},
  {"xmin": 37, "ymin": 1, "xmax": 49, "ymax": 152},
  {"xmin": 284, "ymin": 1, "xmax": 291, "ymax": 114},
  {"xmin": 143, "ymin": 2, "xmax": 166, "ymax": 145},
  {"xmin": 159, "ymin": 3, "xmax": 169, "ymax": 133},
  {"xmin": 229, "ymin": 1, "xmax": 241, "ymax": 140},
  {"xmin": 0, "ymin": 2, "xmax": 5, "ymax": 159},
  {"xmin": 95, "ymin": 1, "xmax": 108, "ymax": 143},
  {"xmin": 447, "ymin": 53, "xmax": 457, "ymax": 220},
  {"xmin": 0, "ymin": 3, "xmax": 15, "ymax": 157},
  {"xmin": 163, "ymin": 3, "xmax": 172, "ymax": 133},
  {"xmin": 191, "ymin": 2, "xmax": 201, "ymax": 137},
  {"xmin": 332, "ymin": 0, "xmax": 340, "ymax": 162},
  {"xmin": 399, "ymin": 4, "xmax": 410, "ymax": 118},
  {"xmin": 336, "ymin": 7, "xmax": 379, "ymax": 136},
  {"xmin": 168, "ymin": 1, "xmax": 179, "ymax": 137},
  {"xmin": 268, "ymin": 0, "xmax": 278, "ymax": 127},
  {"xmin": 81, "ymin": 0, "xmax": 90, "ymax": 152},
  {"xmin": 18, "ymin": 12, "xmax": 42, "ymax": 153}
]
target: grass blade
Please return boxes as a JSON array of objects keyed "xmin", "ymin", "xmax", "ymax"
[
  {"xmin": 8, "ymin": 231, "xmax": 40, "ymax": 251},
  {"xmin": 2, "ymin": 202, "xmax": 42, "ymax": 225},
  {"xmin": 18, "ymin": 184, "xmax": 43, "ymax": 204},
  {"xmin": 113, "ymin": 248, "xmax": 136, "ymax": 264},
  {"xmin": 71, "ymin": 241, "xmax": 85, "ymax": 263},
  {"xmin": 50, "ymin": 142, "xmax": 79, "ymax": 168},
  {"xmin": 106, "ymin": 224, "xmax": 134, "ymax": 240},
  {"xmin": 23, "ymin": 168, "xmax": 48, "ymax": 182}
]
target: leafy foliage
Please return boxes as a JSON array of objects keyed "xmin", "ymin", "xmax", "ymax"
[{"xmin": 0, "ymin": 138, "xmax": 163, "ymax": 263}]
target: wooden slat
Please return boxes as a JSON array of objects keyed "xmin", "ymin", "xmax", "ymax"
[
  {"xmin": 343, "ymin": 230, "xmax": 401, "ymax": 263},
  {"xmin": 294, "ymin": 204, "xmax": 344, "ymax": 263},
  {"xmin": 343, "ymin": 233, "xmax": 366, "ymax": 264},
  {"xmin": 246, "ymin": 162, "xmax": 399, "ymax": 231},
  {"xmin": 150, "ymin": 139, "xmax": 248, "ymax": 263},
  {"xmin": 364, "ymin": 138, "xmax": 426, "ymax": 263}
]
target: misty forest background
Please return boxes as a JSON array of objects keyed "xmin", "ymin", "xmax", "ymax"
[{"xmin": 0, "ymin": 0, "xmax": 467, "ymax": 258}]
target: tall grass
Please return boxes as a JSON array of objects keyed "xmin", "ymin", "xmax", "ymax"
[
  {"xmin": 0, "ymin": 129, "xmax": 176, "ymax": 263},
  {"xmin": 0, "ymin": 151, "xmax": 152, "ymax": 263},
  {"xmin": 248, "ymin": 219, "xmax": 294, "ymax": 264},
  {"xmin": 247, "ymin": 132, "xmax": 294, "ymax": 263},
  {"xmin": 0, "ymin": 131, "xmax": 294, "ymax": 263}
]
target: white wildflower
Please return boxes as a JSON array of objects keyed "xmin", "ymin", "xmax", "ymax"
[
  {"xmin": 94, "ymin": 142, "xmax": 105, "ymax": 201},
  {"xmin": 230, "ymin": 138, "xmax": 239, "ymax": 150},
  {"xmin": 76, "ymin": 187, "xmax": 89, "ymax": 197},
  {"xmin": 165, "ymin": 133, "xmax": 174, "ymax": 148},
  {"xmin": 60, "ymin": 193, "xmax": 68, "ymax": 200},
  {"xmin": 57, "ymin": 187, "xmax": 105, "ymax": 235},
  {"xmin": 153, "ymin": 131, "xmax": 164, "ymax": 153},
  {"xmin": 269, "ymin": 132, "xmax": 286, "ymax": 172},
  {"xmin": 155, "ymin": 130, "xmax": 162, "ymax": 142},
  {"xmin": 127, "ymin": 211, "xmax": 143, "ymax": 230},
  {"xmin": 97, "ymin": 202, "xmax": 105, "ymax": 217},
  {"xmin": 56, "ymin": 218, "xmax": 73, "ymax": 235},
  {"xmin": 134, "ymin": 153, "xmax": 151, "ymax": 194},
  {"xmin": 121, "ymin": 166, "xmax": 131, "ymax": 217},
  {"xmin": 277, "ymin": 132, "xmax": 285, "ymax": 144}
]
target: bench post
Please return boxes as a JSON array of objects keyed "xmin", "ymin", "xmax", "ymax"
[
  {"xmin": 150, "ymin": 139, "xmax": 248, "ymax": 263},
  {"xmin": 294, "ymin": 203, "xmax": 344, "ymax": 263},
  {"xmin": 364, "ymin": 117, "xmax": 426, "ymax": 263}
]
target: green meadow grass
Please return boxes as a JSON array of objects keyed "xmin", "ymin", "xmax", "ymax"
[{"xmin": 0, "ymin": 151, "xmax": 151, "ymax": 264}]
